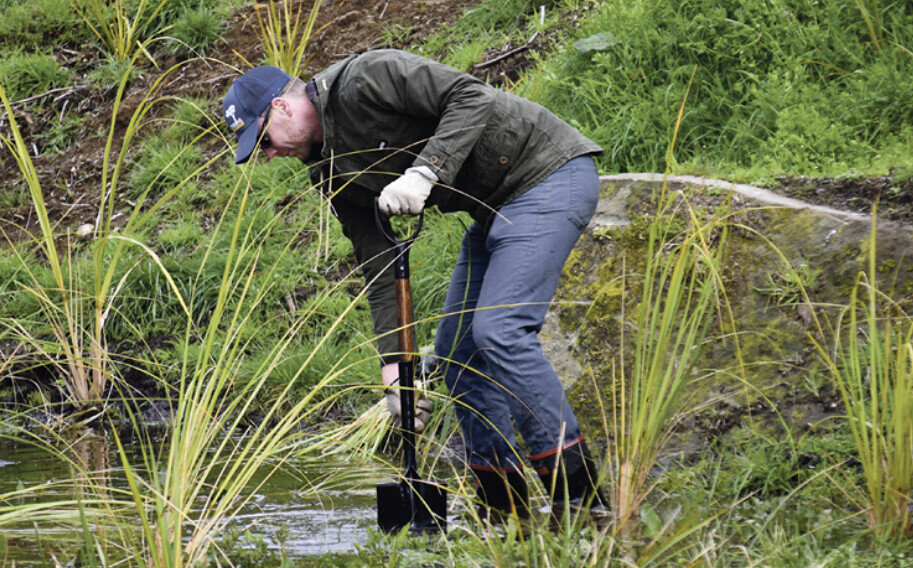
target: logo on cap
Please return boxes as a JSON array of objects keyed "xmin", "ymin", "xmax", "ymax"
[{"xmin": 225, "ymin": 105, "xmax": 244, "ymax": 132}]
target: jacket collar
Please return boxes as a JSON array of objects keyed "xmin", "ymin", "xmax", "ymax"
[{"xmin": 310, "ymin": 54, "xmax": 357, "ymax": 161}]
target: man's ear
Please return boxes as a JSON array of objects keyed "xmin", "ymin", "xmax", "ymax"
[{"xmin": 273, "ymin": 97, "xmax": 293, "ymax": 118}]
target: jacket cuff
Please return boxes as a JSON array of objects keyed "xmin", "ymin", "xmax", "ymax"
[
  {"xmin": 412, "ymin": 146, "xmax": 459, "ymax": 185},
  {"xmin": 406, "ymin": 165, "xmax": 439, "ymax": 183}
]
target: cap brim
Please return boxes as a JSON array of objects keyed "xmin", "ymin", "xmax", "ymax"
[{"xmin": 234, "ymin": 122, "xmax": 260, "ymax": 165}]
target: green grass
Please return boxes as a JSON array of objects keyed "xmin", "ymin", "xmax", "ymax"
[
  {"xmin": 136, "ymin": 0, "xmax": 231, "ymax": 43},
  {"xmin": 161, "ymin": 96, "xmax": 213, "ymax": 144},
  {"xmin": 85, "ymin": 58, "xmax": 137, "ymax": 89},
  {"xmin": 419, "ymin": 0, "xmax": 581, "ymax": 70},
  {"xmin": 0, "ymin": 50, "xmax": 69, "ymax": 101},
  {"xmin": 0, "ymin": 180, "xmax": 30, "ymax": 209},
  {"xmin": 166, "ymin": 4, "xmax": 227, "ymax": 57},
  {"xmin": 374, "ymin": 20, "xmax": 413, "ymax": 49},
  {"xmin": 69, "ymin": 0, "xmax": 238, "ymax": 64},
  {"xmin": 0, "ymin": 0, "xmax": 89, "ymax": 51},
  {"xmin": 529, "ymin": 0, "xmax": 913, "ymax": 180},
  {"xmin": 127, "ymin": 138, "xmax": 203, "ymax": 199},
  {"xmin": 34, "ymin": 113, "xmax": 88, "ymax": 156}
]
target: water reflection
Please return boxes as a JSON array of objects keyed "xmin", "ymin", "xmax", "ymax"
[
  {"xmin": 0, "ymin": 432, "xmax": 389, "ymax": 566},
  {"xmin": 69, "ymin": 428, "xmax": 110, "ymax": 497}
]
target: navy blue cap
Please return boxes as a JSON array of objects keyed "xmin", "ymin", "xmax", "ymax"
[{"xmin": 223, "ymin": 66, "xmax": 292, "ymax": 164}]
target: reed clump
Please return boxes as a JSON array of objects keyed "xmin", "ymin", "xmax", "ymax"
[{"xmin": 811, "ymin": 210, "xmax": 913, "ymax": 541}]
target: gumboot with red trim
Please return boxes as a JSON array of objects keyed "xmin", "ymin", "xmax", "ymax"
[{"xmin": 471, "ymin": 467, "xmax": 530, "ymax": 522}]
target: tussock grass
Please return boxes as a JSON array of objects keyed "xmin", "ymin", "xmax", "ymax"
[
  {"xmin": 97, "ymin": 171, "xmax": 364, "ymax": 567},
  {"xmin": 250, "ymin": 0, "xmax": 324, "ymax": 76},
  {"xmin": 0, "ymin": 53, "xmax": 224, "ymax": 406},
  {"xmin": 608, "ymin": 195, "xmax": 730, "ymax": 534},
  {"xmin": 71, "ymin": 0, "xmax": 173, "ymax": 64}
]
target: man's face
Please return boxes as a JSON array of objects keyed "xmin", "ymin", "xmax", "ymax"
[{"xmin": 257, "ymin": 98, "xmax": 318, "ymax": 163}]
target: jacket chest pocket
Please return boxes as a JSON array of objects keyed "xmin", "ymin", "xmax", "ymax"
[{"xmin": 469, "ymin": 125, "xmax": 520, "ymax": 190}]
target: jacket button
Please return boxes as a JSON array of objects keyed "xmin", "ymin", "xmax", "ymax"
[
  {"xmin": 429, "ymin": 156, "xmax": 439, "ymax": 164},
  {"xmin": 499, "ymin": 156, "xmax": 508, "ymax": 164}
]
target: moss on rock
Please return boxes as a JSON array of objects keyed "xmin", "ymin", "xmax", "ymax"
[{"xmin": 551, "ymin": 176, "xmax": 913, "ymax": 453}]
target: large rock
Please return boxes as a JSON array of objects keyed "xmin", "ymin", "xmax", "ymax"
[{"xmin": 545, "ymin": 174, "xmax": 913, "ymax": 453}]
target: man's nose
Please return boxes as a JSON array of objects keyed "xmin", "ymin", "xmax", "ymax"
[{"xmin": 264, "ymin": 147, "xmax": 278, "ymax": 160}]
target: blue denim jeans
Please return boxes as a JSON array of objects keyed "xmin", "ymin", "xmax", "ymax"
[{"xmin": 434, "ymin": 155, "xmax": 600, "ymax": 472}]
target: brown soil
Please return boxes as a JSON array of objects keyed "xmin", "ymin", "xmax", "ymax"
[{"xmin": 775, "ymin": 172, "xmax": 913, "ymax": 223}]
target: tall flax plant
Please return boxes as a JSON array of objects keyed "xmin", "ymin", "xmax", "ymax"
[
  {"xmin": 0, "ymin": 80, "xmax": 110, "ymax": 403},
  {"xmin": 71, "ymin": 0, "xmax": 173, "ymax": 64},
  {"xmin": 812, "ymin": 214, "xmax": 913, "ymax": 540},
  {"xmin": 252, "ymin": 0, "xmax": 324, "ymax": 76},
  {"xmin": 610, "ymin": 197, "xmax": 728, "ymax": 532},
  {"xmin": 0, "ymin": 60, "xmax": 211, "ymax": 405}
]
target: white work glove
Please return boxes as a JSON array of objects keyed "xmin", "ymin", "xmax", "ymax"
[
  {"xmin": 377, "ymin": 166, "xmax": 437, "ymax": 216},
  {"xmin": 382, "ymin": 364, "xmax": 434, "ymax": 433}
]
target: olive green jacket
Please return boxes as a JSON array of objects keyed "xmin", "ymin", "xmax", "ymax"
[{"xmin": 307, "ymin": 49, "xmax": 601, "ymax": 362}]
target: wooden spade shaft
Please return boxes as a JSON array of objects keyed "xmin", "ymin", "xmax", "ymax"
[{"xmin": 395, "ymin": 278, "xmax": 415, "ymax": 363}]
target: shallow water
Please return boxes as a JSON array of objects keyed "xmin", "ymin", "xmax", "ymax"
[{"xmin": 0, "ymin": 433, "xmax": 415, "ymax": 565}]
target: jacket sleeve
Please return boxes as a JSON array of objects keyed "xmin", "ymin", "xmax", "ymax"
[
  {"xmin": 348, "ymin": 50, "xmax": 496, "ymax": 187},
  {"xmin": 328, "ymin": 191, "xmax": 401, "ymax": 365}
]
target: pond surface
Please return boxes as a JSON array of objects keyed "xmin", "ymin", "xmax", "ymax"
[{"xmin": 0, "ymin": 432, "xmax": 436, "ymax": 566}]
